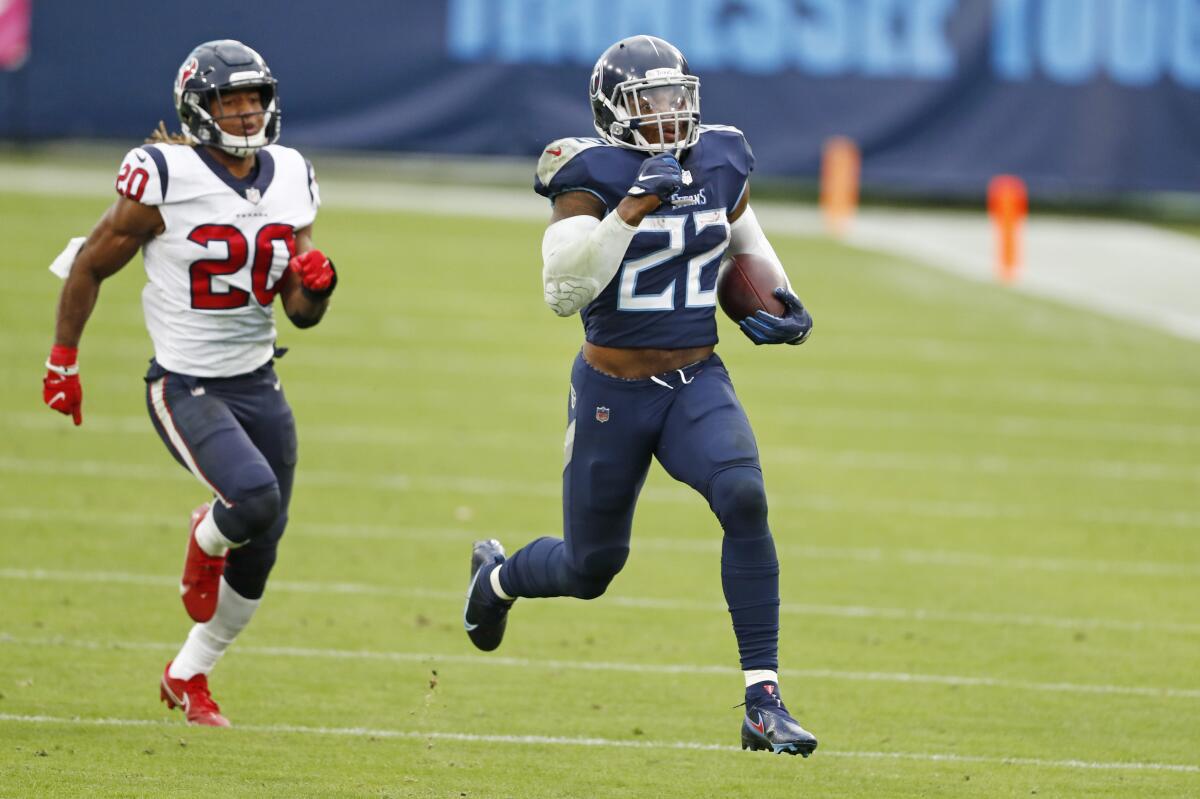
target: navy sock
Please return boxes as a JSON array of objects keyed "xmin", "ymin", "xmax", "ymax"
[
  {"xmin": 722, "ymin": 533, "xmax": 781, "ymax": 671},
  {"xmin": 709, "ymin": 467, "xmax": 781, "ymax": 672}
]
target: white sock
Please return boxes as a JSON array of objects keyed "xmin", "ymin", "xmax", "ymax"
[
  {"xmin": 744, "ymin": 669, "xmax": 779, "ymax": 689},
  {"xmin": 169, "ymin": 578, "xmax": 260, "ymax": 680},
  {"xmin": 195, "ymin": 504, "xmax": 237, "ymax": 557},
  {"xmin": 489, "ymin": 564, "xmax": 514, "ymax": 601}
]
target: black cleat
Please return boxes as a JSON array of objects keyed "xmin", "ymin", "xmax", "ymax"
[
  {"xmin": 740, "ymin": 684, "xmax": 818, "ymax": 757},
  {"xmin": 463, "ymin": 539, "xmax": 514, "ymax": 652}
]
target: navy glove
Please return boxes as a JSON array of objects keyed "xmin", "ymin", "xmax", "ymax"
[
  {"xmin": 626, "ymin": 153, "xmax": 683, "ymax": 204},
  {"xmin": 739, "ymin": 288, "xmax": 813, "ymax": 346}
]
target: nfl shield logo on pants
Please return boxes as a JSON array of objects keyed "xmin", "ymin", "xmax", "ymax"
[{"xmin": 595, "ymin": 406, "xmax": 610, "ymax": 423}]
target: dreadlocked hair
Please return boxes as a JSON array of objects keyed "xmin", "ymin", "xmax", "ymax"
[{"xmin": 145, "ymin": 120, "xmax": 190, "ymax": 145}]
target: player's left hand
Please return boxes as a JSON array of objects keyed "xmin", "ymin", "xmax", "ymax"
[
  {"xmin": 627, "ymin": 153, "xmax": 683, "ymax": 205},
  {"xmin": 739, "ymin": 288, "xmax": 813, "ymax": 346},
  {"xmin": 43, "ymin": 345, "xmax": 83, "ymax": 425},
  {"xmin": 289, "ymin": 249, "xmax": 337, "ymax": 296}
]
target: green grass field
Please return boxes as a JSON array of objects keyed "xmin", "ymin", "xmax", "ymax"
[{"xmin": 1, "ymin": 185, "xmax": 1198, "ymax": 798}]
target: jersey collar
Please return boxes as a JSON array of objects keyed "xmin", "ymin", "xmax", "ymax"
[{"xmin": 194, "ymin": 146, "xmax": 275, "ymax": 202}]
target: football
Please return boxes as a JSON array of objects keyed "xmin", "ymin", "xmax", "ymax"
[{"xmin": 716, "ymin": 253, "xmax": 787, "ymax": 322}]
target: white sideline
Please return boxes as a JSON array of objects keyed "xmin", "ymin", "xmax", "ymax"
[
  {"xmin": 2, "ymin": 455, "xmax": 1199, "ymax": 530},
  {"xmin": 2, "ymin": 567, "xmax": 1197, "ymax": 635},
  {"xmin": 2, "ymin": 634, "xmax": 1197, "ymax": 700},
  {"xmin": 0, "ymin": 713, "xmax": 1195, "ymax": 774},
  {"xmin": 838, "ymin": 208, "xmax": 1200, "ymax": 344},
  {"xmin": 2, "ymin": 505, "xmax": 1196, "ymax": 578}
]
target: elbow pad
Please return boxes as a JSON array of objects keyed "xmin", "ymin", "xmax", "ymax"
[
  {"xmin": 728, "ymin": 206, "xmax": 794, "ymax": 293},
  {"xmin": 542, "ymin": 212, "xmax": 639, "ymax": 317}
]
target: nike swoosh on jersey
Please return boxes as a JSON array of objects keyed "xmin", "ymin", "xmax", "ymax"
[{"xmin": 136, "ymin": 152, "xmax": 147, "ymax": 162}]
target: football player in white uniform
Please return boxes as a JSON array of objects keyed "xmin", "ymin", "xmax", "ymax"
[{"xmin": 41, "ymin": 40, "xmax": 338, "ymax": 727}]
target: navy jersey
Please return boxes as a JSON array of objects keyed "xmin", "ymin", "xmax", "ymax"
[{"xmin": 534, "ymin": 126, "xmax": 754, "ymax": 349}]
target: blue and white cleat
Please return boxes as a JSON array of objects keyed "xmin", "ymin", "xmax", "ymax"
[
  {"xmin": 463, "ymin": 539, "xmax": 513, "ymax": 652},
  {"xmin": 740, "ymin": 683, "xmax": 818, "ymax": 757}
]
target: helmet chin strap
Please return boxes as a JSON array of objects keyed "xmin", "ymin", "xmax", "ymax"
[
  {"xmin": 214, "ymin": 125, "xmax": 269, "ymax": 157},
  {"xmin": 183, "ymin": 101, "xmax": 274, "ymax": 156},
  {"xmin": 628, "ymin": 117, "xmax": 695, "ymax": 157}
]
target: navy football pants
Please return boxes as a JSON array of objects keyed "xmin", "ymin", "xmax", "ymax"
[
  {"xmin": 499, "ymin": 351, "xmax": 781, "ymax": 671},
  {"xmin": 145, "ymin": 360, "xmax": 296, "ymax": 600}
]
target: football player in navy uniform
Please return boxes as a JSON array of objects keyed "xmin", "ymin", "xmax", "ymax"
[
  {"xmin": 464, "ymin": 36, "xmax": 817, "ymax": 756},
  {"xmin": 41, "ymin": 40, "xmax": 337, "ymax": 726}
]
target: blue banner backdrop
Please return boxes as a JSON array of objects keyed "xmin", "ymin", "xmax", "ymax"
[{"xmin": 1, "ymin": 0, "xmax": 1197, "ymax": 196}]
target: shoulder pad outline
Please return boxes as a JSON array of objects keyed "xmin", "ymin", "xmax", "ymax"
[{"xmin": 536, "ymin": 137, "xmax": 607, "ymax": 190}]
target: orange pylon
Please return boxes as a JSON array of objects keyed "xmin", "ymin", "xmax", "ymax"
[
  {"xmin": 987, "ymin": 175, "xmax": 1028, "ymax": 283},
  {"xmin": 820, "ymin": 136, "xmax": 860, "ymax": 237}
]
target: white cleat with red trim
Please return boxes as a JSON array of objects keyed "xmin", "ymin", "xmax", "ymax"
[
  {"xmin": 181, "ymin": 503, "xmax": 225, "ymax": 623},
  {"xmin": 160, "ymin": 661, "xmax": 230, "ymax": 727}
]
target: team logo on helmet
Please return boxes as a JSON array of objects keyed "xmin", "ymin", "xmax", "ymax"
[{"xmin": 177, "ymin": 57, "xmax": 199, "ymax": 90}]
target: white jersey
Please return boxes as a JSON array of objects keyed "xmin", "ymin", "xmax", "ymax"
[{"xmin": 115, "ymin": 142, "xmax": 320, "ymax": 377}]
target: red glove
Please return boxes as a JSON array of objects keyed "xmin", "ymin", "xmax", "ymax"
[
  {"xmin": 43, "ymin": 344, "xmax": 82, "ymax": 426},
  {"xmin": 288, "ymin": 249, "xmax": 336, "ymax": 295}
]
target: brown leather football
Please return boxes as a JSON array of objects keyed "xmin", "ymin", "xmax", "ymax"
[{"xmin": 716, "ymin": 253, "xmax": 787, "ymax": 322}]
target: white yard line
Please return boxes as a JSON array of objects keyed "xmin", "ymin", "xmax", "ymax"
[
  {"xmin": 0, "ymin": 712, "xmax": 1194, "ymax": 773},
  {"xmin": 2, "ymin": 634, "xmax": 1197, "ymax": 700},
  {"xmin": 2, "ymin": 506, "xmax": 1196, "ymax": 579},
  {"xmin": 1, "ymin": 455, "xmax": 1197, "ymax": 530},
  {"xmin": 2, "ymin": 567, "xmax": 1196, "ymax": 635}
]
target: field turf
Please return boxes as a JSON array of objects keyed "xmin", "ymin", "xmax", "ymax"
[{"xmin": 1, "ymin": 186, "xmax": 1198, "ymax": 797}]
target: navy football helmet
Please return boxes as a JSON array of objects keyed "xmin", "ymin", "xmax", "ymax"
[
  {"xmin": 590, "ymin": 36, "xmax": 701, "ymax": 155},
  {"xmin": 174, "ymin": 40, "xmax": 280, "ymax": 156}
]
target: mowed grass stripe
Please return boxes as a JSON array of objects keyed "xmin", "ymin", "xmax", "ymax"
[
  {"xmin": 10, "ymin": 411, "xmax": 1200, "ymax": 483},
  {"xmin": 3, "ymin": 506, "xmax": 1194, "ymax": 578},
  {"xmin": 3, "ymin": 568, "xmax": 1197, "ymax": 634},
  {"xmin": 4, "ymin": 634, "xmax": 1199, "ymax": 700},
  {"xmin": 6, "ymin": 328, "xmax": 1198, "ymax": 414},
  {"xmin": 12, "ymin": 333, "xmax": 1197, "ymax": 418},
  {"xmin": 16, "ymin": 376, "xmax": 1200, "ymax": 446},
  {"xmin": 2, "ymin": 456, "xmax": 1196, "ymax": 528},
  {"xmin": 0, "ymin": 713, "xmax": 1196, "ymax": 773}
]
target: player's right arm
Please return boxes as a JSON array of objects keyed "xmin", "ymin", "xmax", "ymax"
[
  {"xmin": 540, "ymin": 147, "xmax": 682, "ymax": 317},
  {"xmin": 43, "ymin": 195, "xmax": 163, "ymax": 425}
]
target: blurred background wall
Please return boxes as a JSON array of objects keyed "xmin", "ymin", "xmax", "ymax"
[{"xmin": 0, "ymin": 0, "xmax": 1198, "ymax": 197}]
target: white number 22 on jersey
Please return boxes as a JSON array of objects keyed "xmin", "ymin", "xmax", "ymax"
[{"xmin": 617, "ymin": 209, "xmax": 729, "ymax": 312}]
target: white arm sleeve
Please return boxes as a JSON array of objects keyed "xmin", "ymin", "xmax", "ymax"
[
  {"xmin": 727, "ymin": 206, "xmax": 795, "ymax": 293},
  {"xmin": 541, "ymin": 212, "xmax": 639, "ymax": 317}
]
